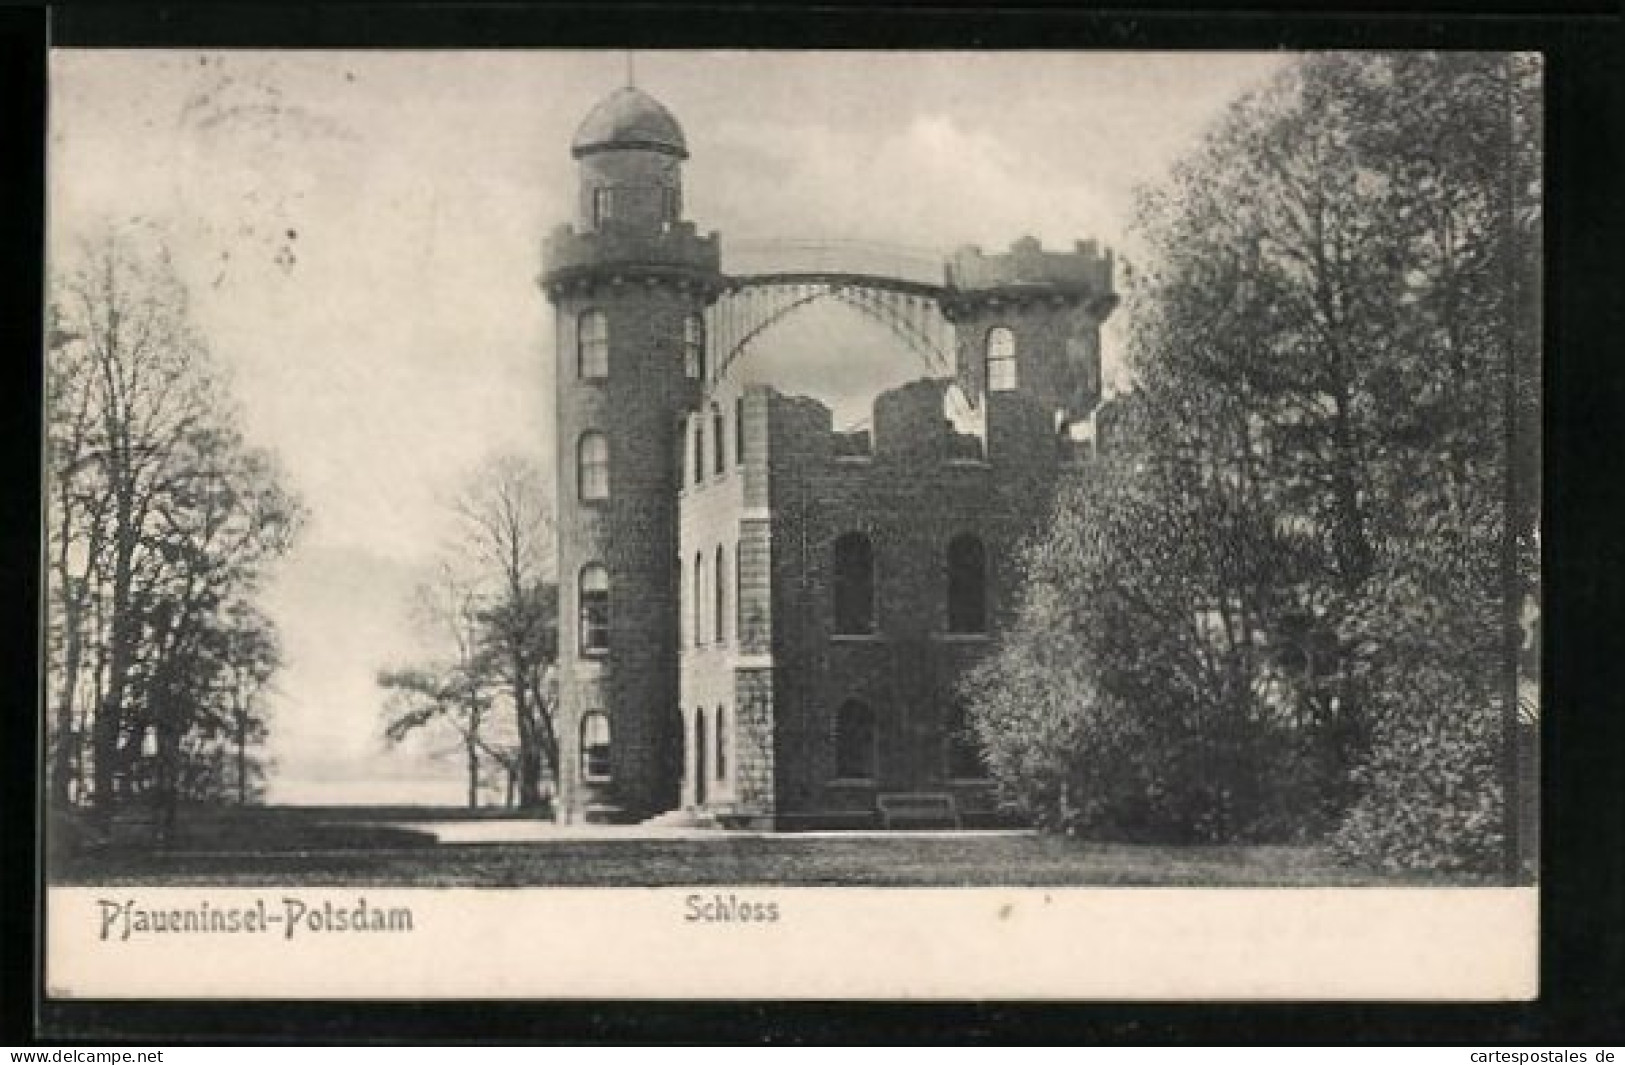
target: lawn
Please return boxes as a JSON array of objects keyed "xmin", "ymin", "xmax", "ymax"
[{"xmin": 47, "ymin": 803, "xmax": 1465, "ymax": 887}]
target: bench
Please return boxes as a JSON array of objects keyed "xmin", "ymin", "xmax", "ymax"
[{"xmin": 876, "ymin": 792, "xmax": 960, "ymax": 830}]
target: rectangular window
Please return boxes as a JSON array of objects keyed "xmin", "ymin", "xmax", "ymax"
[
  {"xmin": 582, "ymin": 712, "xmax": 612, "ymax": 781},
  {"xmin": 578, "ymin": 311, "xmax": 609, "ymax": 380},
  {"xmin": 592, "ymin": 187, "xmax": 614, "ymax": 227},
  {"xmin": 715, "ymin": 705, "xmax": 728, "ymax": 781},
  {"xmin": 713, "ymin": 408, "xmax": 726, "ymax": 476},
  {"xmin": 580, "ymin": 566, "xmax": 610, "ymax": 655},
  {"xmin": 683, "ymin": 315, "xmax": 705, "ymax": 380},
  {"xmin": 735, "ymin": 541, "xmax": 746, "ymax": 644},
  {"xmin": 578, "ymin": 432, "xmax": 610, "ymax": 501}
]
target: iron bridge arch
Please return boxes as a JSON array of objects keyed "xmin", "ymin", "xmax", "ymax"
[{"xmin": 700, "ymin": 239, "xmax": 962, "ymax": 399}]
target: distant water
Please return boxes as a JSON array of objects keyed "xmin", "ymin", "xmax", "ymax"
[{"xmin": 265, "ymin": 775, "xmax": 495, "ymax": 807}]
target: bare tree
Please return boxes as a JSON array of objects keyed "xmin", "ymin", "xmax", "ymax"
[{"xmin": 47, "ymin": 223, "xmax": 303, "ymax": 837}]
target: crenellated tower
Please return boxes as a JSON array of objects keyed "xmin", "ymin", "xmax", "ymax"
[
  {"xmin": 940, "ymin": 235, "xmax": 1118, "ymax": 448},
  {"xmin": 541, "ymin": 86, "xmax": 723, "ymax": 822}
]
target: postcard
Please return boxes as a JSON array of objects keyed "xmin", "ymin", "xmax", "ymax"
[{"xmin": 42, "ymin": 48, "xmax": 1540, "ymax": 1002}]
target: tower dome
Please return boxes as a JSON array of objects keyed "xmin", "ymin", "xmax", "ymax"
[{"xmin": 571, "ymin": 86, "xmax": 688, "ymax": 159}]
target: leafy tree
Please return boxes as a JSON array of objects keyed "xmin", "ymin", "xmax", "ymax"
[{"xmin": 969, "ymin": 53, "xmax": 1539, "ymax": 872}]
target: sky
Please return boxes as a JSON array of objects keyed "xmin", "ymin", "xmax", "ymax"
[{"xmin": 48, "ymin": 50, "xmax": 1288, "ymax": 804}]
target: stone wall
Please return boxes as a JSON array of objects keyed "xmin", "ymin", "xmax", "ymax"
[
  {"xmin": 677, "ymin": 383, "xmax": 778, "ymax": 820},
  {"xmin": 548, "ymin": 272, "xmax": 714, "ymax": 822},
  {"xmin": 760, "ymin": 378, "xmax": 1062, "ymax": 826}
]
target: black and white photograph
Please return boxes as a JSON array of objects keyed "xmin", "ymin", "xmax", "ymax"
[{"xmin": 40, "ymin": 47, "xmax": 1541, "ymax": 1000}]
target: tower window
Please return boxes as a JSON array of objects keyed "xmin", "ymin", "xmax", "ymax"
[
  {"xmin": 712, "ymin": 404, "xmax": 726, "ymax": 476},
  {"xmin": 693, "ymin": 551, "xmax": 705, "ymax": 647},
  {"xmin": 715, "ymin": 544, "xmax": 727, "ymax": 644},
  {"xmin": 581, "ymin": 712, "xmax": 612, "ymax": 781},
  {"xmin": 577, "ymin": 432, "xmax": 609, "ymax": 501},
  {"xmin": 945, "ymin": 700, "xmax": 990, "ymax": 780},
  {"xmin": 834, "ymin": 699, "xmax": 877, "ymax": 781},
  {"xmin": 683, "ymin": 315, "xmax": 705, "ymax": 380},
  {"xmin": 694, "ymin": 419, "xmax": 705, "ymax": 485},
  {"xmin": 663, "ymin": 185, "xmax": 681, "ymax": 223},
  {"xmin": 735, "ymin": 396, "xmax": 746, "ymax": 465},
  {"xmin": 986, "ymin": 327, "xmax": 1018, "ymax": 392},
  {"xmin": 832, "ymin": 532, "xmax": 876, "ymax": 636},
  {"xmin": 715, "ymin": 704, "xmax": 728, "ymax": 781},
  {"xmin": 947, "ymin": 533, "xmax": 989, "ymax": 634},
  {"xmin": 578, "ymin": 310, "xmax": 608, "ymax": 379},
  {"xmin": 592, "ymin": 187, "xmax": 615, "ymax": 227},
  {"xmin": 579, "ymin": 565, "xmax": 610, "ymax": 655}
]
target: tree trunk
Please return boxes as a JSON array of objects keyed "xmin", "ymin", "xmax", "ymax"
[
  {"xmin": 511, "ymin": 653, "xmax": 545, "ymax": 810},
  {"xmin": 152, "ymin": 714, "xmax": 181, "ymax": 846},
  {"xmin": 236, "ymin": 708, "xmax": 249, "ymax": 805},
  {"xmin": 93, "ymin": 529, "xmax": 135, "ymax": 826},
  {"xmin": 50, "ymin": 570, "xmax": 86, "ymax": 807}
]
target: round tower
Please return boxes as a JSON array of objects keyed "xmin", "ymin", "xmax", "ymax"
[
  {"xmin": 541, "ymin": 86, "xmax": 722, "ymax": 823},
  {"xmin": 941, "ymin": 235, "xmax": 1119, "ymax": 441}
]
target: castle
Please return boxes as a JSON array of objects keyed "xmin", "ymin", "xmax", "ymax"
[{"xmin": 540, "ymin": 84, "xmax": 1116, "ymax": 827}]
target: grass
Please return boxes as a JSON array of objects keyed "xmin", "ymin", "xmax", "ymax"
[{"xmin": 46, "ymin": 803, "xmax": 1464, "ymax": 888}]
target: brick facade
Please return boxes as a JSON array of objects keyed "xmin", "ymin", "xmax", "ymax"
[
  {"xmin": 543, "ymin": 86, "xmax": 1115, "ymax": 827},
  {"xmin": 541, "ymin": 88, "xmax": 723, "ymax": 823}
]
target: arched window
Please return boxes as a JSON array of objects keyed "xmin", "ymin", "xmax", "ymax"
[
  {"xmin": 579, "ymin": 565, "xmax": 610, "ymax": 655},
  {"xmin": 715, "ymin": 545, "xmax": 727, "ymax": 644},
  {"xmin": 947, "ymin": 533, "xmax": 989, "ymax": 634},
  {"xmin": 735, "ymin": 396, "xmax": 746, "ymax": 465},
  {"xmin": 945, "ymin": 699, "xmax": 990, "ymax": 780},
  {"xmin": 715, "ymin": 704, "xmax": 728, "ymax": 781},
  {"xmin": 581, "ymin": 712, "xmax": 612, "ymax": 781},
  {"xmin": 832, "ymin": 532, "xmax": 876, "ymax": 636},
  {"xmin": 712, "ymin": 404, "xmax": 726, "ymax": 475},
  {"xmin": 591, "ymin": 187, "xmax": 614, "ymax": 228},
  {"xmin": 578, "ymin": 432, "xmax": 609, "ymax": 502},
  {"xmin": 683, "ymin": 314, "xmax": 705, "ymax": 381},
  {"xmin": 693, "ymin": 419, "xmax": 705, "ymax": 485},
  {"xmin": 834, "ymin": 699, "xmax": 876, "ymax": 781},
  {"xmin": 693, "ymin": 551, "xmax": 705, "ymax": 647},
  {"xmin": 986, "ymin": 326, "xmax": 1017, "ymax": 392},
  {"xmin": 578, "ymin": 310, "xmax": 608, "ymax": 379}
]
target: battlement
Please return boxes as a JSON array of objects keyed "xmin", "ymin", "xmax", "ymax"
[
  {"xmin": 542, "ymin": 221, "xmax": 723, "ymax": 288},
  {"xmin": 754, "ymin": 379, "xmax": 993, "ymax": 473},
  {"xmin": 945, "ymin": 235, "xmax": 1113, "ymax": 296}
]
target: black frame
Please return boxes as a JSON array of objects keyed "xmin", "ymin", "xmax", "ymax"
[{"xmin": 6, "ymin": 0, "xmax": 1623, "ymax": 1047}]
